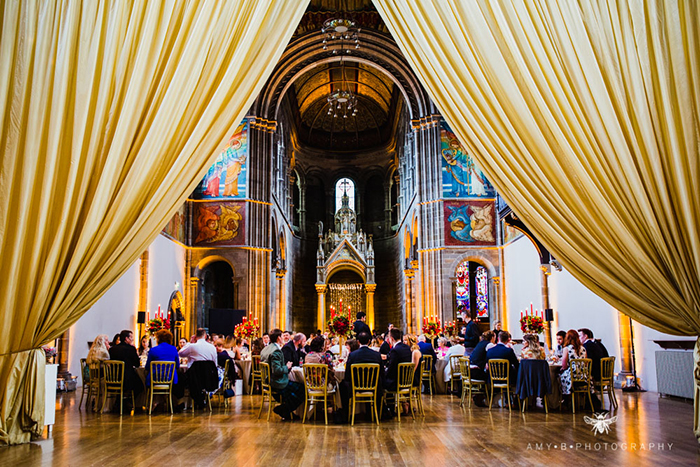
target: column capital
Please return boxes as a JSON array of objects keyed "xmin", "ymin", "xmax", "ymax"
[
  {"xmin": 404, "ymin": 269, "xmax": 415, "ymax": 279},
  {"xmin": 365, "ymin": 283, "xmax": 377, "ymax": 293},
  {"xmin": 190, "ymin": 277, "xmax": 199, "ymax": 285},
  {"xmin": 276, "ymin": 268, "xmax": 287, "ymax": 279},
  {"xmin": 492, "ymin": 276, "xmax": 501, "ymax": 285},
  {"xmin": 315, "ymin": 283, "xmax": 327, "ymax": 294},
  {"xmin": 540, "ymin": 264, "xmax": 552, "ymax": 275}
]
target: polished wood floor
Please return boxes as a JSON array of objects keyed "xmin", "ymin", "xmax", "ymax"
[{"xmin": 1, "ymin": 389, "xmax": 697, "ymax": 466}]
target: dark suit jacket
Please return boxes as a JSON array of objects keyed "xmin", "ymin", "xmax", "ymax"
[
  {"xmin": 464, "ymin": 320, "xmax": 480, "ymax": 348},
  {"xmin": 109, "ymin": 343, "xmax": 143, "ymax": 393},
  {"xmin": 282, "ymin": 340, "xmax": 301, "ymax": 367},
  {"xmin": 353, "ymin": 319, "xmax": 371, "ymax": 337},
  {"xmin": 385, "ymin": 342, "xmax": 413, "ymax": 391},
  {"xmin": 470, "ymin": 339, "xmax": 490, "ymax": 370},
  {"xmin": 344, "ymin": 346, "xmax": 384, "ymax": 387},
  {"xmin": 418, "ymin": 341, "xmax": 437, "ymax": 371},
  {"xmin": 583, "ymin": 340, "xmax": 606, "ymax": 381},
  {"xmin": 379, "ymin": 341, "xmax": 390, "ymax": 355},
  {"xmin": 486, "ymin": 343, "xmax": 519, "ymax": 383}
]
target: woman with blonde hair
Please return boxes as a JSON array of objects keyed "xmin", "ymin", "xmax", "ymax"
[
  {"xmin": 86, "ymin": 334, "xmax": 110, "ymax": 366},
  {"xmin": 404, "ymin": 334, "xmax": 423, "ymax": 386},
  {"xmin": 521, "ymin": 334, "xmax": 545, "ymax": 360}
]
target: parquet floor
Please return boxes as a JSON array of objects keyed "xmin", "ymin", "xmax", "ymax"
[{"xmin": 0, "ymin": 389, "xmax": 697, "ymax": 466}]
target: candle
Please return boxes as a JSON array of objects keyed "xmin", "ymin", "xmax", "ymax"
[
  {"xmin": 157, "ymin": 304, "xmax": 161, "ymax": 319},
  {"xmin": 520, "ymin": 311, "xmax": 523, "ymax": 319},
  {"xmin": 147, "ymin": 310, "xmax": 150, "ymax": 322},
  {"xmin": 530, "ymin": 303, "xmax": 533, "ymax": 315}
]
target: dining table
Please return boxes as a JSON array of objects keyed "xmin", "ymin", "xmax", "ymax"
[{"xmin": 235, "ymin": 359, "xmax": 252, "ymax": 394}]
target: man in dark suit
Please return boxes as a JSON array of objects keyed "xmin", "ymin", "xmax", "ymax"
[
  {"xmin": 353, "ymin": 312, "xmax": 371, "ymax": 336},
  {"xmin": 486, "ymin": 331, "xmax": 519, "ymax": 385},
  {"xmin": 578, "ymin": 328, "xmax": 608, "ymax": 382},
  {"xmin": 463, "ymin": 314, "xmax": 481, "ymax": 354},
  {"xmin": 378, "ymin": 324, "xmax": 393, "ymax": 357},
  {"xmin": 417, "ymin": 334, "xmax": 437, "ymax": 371},
  {"xmin": 384, "ymin": 328, "xmax": 412, "ymax": 393},
  {"xmin": 108, "ymin": 329, "xmax": 144, "ymax": 408},
  {"xmin": 339, "ymin": 331, "xmax": 384, "ymax": 421},
  {"xmin": 282, "ymin": 333, "xmax": 306, "ymax": 367}
]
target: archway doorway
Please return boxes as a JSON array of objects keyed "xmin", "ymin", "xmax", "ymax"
[
  {"xmin": 326, "ymin": 269, "xmax": 365, "ymax": 320},
  {"xmin": 198, "ymin": 261, "xmax": 235, "ymax": 331}
]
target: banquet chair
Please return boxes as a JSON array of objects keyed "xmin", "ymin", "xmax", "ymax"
[
  {"xmin": 420, "ymin": 355, "xmax": 434, "ymax": 396},
  {"xmin": 410, "ymin": 368, "xmax": 425, "ymax": 417},
  {"xmin": 349, "ymin": 363, "xmax": 380, "ymax": 426},
  {"xmin": 220, "ymin": 359, "xmax": 235, "ymax": 408},
  {"xmin": 516, "ymin": 359, "xmax": 550, "ymax": 414},
  {"xmin": 250, "ymin": 355, "xmax": 262, "ymax": 395},
  {"xmin": 79, "ymin": 358, "xmax": 90, "ymax": 410},
  {"xmin": 449, "ymin": 355, "xmax": 462, "ymax": 394},
  {"xmin": 100, "ymin": 360, "xmax": 135, "ymax": 415},
  {"xmin": 571, "ymin": 358, "xmax": 595, "ymax": 413},
  {"xmin": 257, "ymin": 362, "xmax": 280, "ymax": 421},
  {"xmin": 87, "ymin": 362, "xmax": 102, "ymax": 412},
  {"xmin": 488, "ymin": 359, "xmax": 518, "ymax": 411},
  {"xmin": 302, "ymin": 363, "xmax": 336, "ymax": 425},
  {"xmin": 148, "ymin": 361, "xmax": 175, "ymax": 414},
  {"xmin": 598, "ymin": 357, "xmax": 618, "ymax": 409},
  {"xmin": 458, "ymin": 357, "xmax": 488, "ymax": 408},
  {"xmin": 381, "ymin": 362, "xmax": 415, "ymax": 422}
]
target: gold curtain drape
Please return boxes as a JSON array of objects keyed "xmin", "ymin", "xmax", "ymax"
[
  {"xmin": 0, "ymin": 0, "xmax": 309, "ymax": 445},
  {"xmin": 374, "ymin": 0, "xmax": 699, "ymax": 434}
]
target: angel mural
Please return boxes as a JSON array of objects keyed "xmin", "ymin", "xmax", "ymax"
[
  {"xmin": 193, "ymin": 203, "xmax": 244, "ymax": 245},
  {"xmin": 440, "ymin": 121, "xmax": 494, "ymax": 198},
  {"xmin": 445, "ymin": 201, "xmax": 495, "ymax": 245},
  {"xmin": 200, "ymin": 121, "xmax": 248, "ymax": 198}
]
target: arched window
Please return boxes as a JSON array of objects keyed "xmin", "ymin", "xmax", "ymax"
[
  {"xmin": 455, "ymin": 261, "xmax": 470, "ymax": 314},
  {"xmin": 475, "ymin": 266, "xmax": 489, "ymax": 318},
  {"xmin": 454, "ymin": 260, "xmax": 489, "ymax": 320},
  {"xmin": 335, "ymin": 178, "xmax": 355, "ymax": 212}
]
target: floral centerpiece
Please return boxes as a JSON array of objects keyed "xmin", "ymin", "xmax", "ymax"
[
  {"xmin": 42, "ymin": 345, "xmax": 57, "ymax": 364},
  {"xmin": 234, "ymin": 317, "xmax": 260, "ymax": 339},
  {"xmin": 422, "ymin": 318, "xmax": 442, "ymax": 338},
  {"xmin": 147, "ymin": 317, "xmax": 170, "ymax": 335},
  {"xmin": 327, "ymin": 307, "xmax": 352, "ymax": 338},
  {"xmin": 443, "ymin": 321, "xmax": 456, "ymax": 337},
  {"xmin": 520, "ymin": 314, "xmax": 544, "ymax": 334}
]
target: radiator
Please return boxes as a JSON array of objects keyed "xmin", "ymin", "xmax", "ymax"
[{"xmin": 655, "ymin": 350, "xmax": 694, "ymax": 399}]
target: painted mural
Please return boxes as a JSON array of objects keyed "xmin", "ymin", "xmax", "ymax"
[
  {"xmin": 162, "ymin": 203, "xmax": 187, "ymax": 244},
  {"xmin": 444, "ymin": 200, "xmax": 496, "ymax": 246},
  {"xmin": 501, "ymin": 220, "xmax": 525, "ymax": 244},
  {"xmin": 192, "ymin": 202, "xmax": 245, "ymax": 247},
  {"xmin": 194, "ymin": 120, "xmax": 248, "ymax": 199},
  {"xmin": 440, "ymin": 120, "xmax": 495, "ymax": 198}
]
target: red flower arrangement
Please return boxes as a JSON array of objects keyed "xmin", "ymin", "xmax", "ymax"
[
  {"xmin": 443, "ymin": 321, "xmax": 456, "ymax": 337},
  {"xmin": 520, "ymin": 314, "xmax": 544, "ymax": 334},
  {"xmin": 327, "ymin": 308, "xmax": 352, "ymax": 338},
  {"xmin": 234, "ymin": 317, "xmax": 260, "ymax": 339},
  {"xmin": 147, "ymin": 317, "xmax": 170, "ymax": 335},
  {"xmin": 422, "ymin": 318, "xmax": 442, "ymax": 338}
]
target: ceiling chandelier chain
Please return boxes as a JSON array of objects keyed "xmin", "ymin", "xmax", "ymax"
[
  {"xmin": 323, "ymin": 2, "xmax": 360, "ymax": 119},
  {"xmin": 327, "ymin": 57, "xmax": 358, "ymax": 119}
]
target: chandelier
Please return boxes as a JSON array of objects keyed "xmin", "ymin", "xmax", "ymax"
[
  {"xmin": 327, "ymin": 60, "xmax": 358, "ymax": 119},
  {"xmin": 322, "ymin": 18, "xmax": 360, "ymax": 54}
]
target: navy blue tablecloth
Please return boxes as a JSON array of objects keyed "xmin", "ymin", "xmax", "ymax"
[{"xmin": 516, "ymin": 359, "xmax": 552, "ymax": 400}]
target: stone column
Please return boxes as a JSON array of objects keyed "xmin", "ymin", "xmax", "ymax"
[
  {"xmin": 540, "ymin": 264, "xmax": 552, "ymax": 350},
  {"xmin": 492, "ymin": 276, "xmax": 501, "ymax": 323},
  {"xmin": 188, "ymin": 277, "xmax": 199, "ymax": 334},
  {"xmin": 315, "ymin": 284, "xmax": 327, "ymax": 331},
  {"xmin": 617, "ymin": 312, "xmax": 635, "ymax": 380},
  {"xmin": 138, "ymin": 250, "xmax": 149, "ymax": 340},
  {"xmin": 56, "ymin": 329, "xmax": 71, "ymax": 382},
  {"xmin": 365, "ymin": 283, "xmax": 377, "ymax": 331},
  {"xmin": 404, "ymin": 268, "xmax": 415, "ymax": 333},
  {"xmin": 276, "ymin": 269, "xmax": 287, "ymax": 331}
]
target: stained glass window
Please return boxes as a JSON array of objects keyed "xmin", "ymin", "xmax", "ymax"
[
  {"xmin": 335, "ymin": 178, "xmax": 355, "ymax": 213},
  {"xmin": 455, "ymin": 261, "xmax": 470, "ymax": 316},
  {"xmin": 476, "ymin": 266, "xmax": 489, "ymax": 318}
]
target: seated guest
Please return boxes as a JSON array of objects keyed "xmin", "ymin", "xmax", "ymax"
[
  {"xmin": 353, "ymin": 311, "xmax": 372, "ymax": 336},
  {"xmin": 385, "ymin": 328, "xmax": 412, "ymax": 394},
  {"xmin": 404, "ymin": 335, "xmax": 422, "ymax": 389},
  {"xmin": 345, "ymin": 339, "xmax": 360, "ymax": 355},
  {"xmin": 261, "ymin": 328, "xmax": 304, "ymax": 420},
  {"xmin": 138, "ymin": 335, "xmax": 150, "ymax": 359},
  {"xmin": 251, "ymin": 337, "xmax": 265, "ymax": 356},
  {"xmin": 417, "ymin": 334, "xmax": 437, "ymax": 373},
  {"xmin": 180, "ymin": 328, "xmax": 218, "ymax": 409},
  {"xmin": 560, "ymin": 329, "xmax": 587, "ymax": 398},
  {"xmin": 282, "ymin": 331, "xmax": 291, "ymax": 345},
  {"xmin": 283, "ymin": 333, "xmax": 306, "ymax": 367},
  {"xmin": 111, "ymin": 333, "xmax": 121, "ymax": 347},
  {"xmin": 226, "ymin": 337, "xmax": 243, "ymax": 360},
  {"xmin": 87, "ymin": 334, "xmax": 110, "ymax": 366},
  {"xmin": 108, "ymin": 329, "xmax": 144, "ymax": 403},
  {"xmin": 305, "ymin": 336, "xmax": 337, "ymax": 386},
  {"xmin": 443, "ymin": 339, "xmax": 466, "ymax": 385},
  {"xmin": 214, "ymin": 338, "xmax": 238, "ymax": 383},
  {"xmin": 468, "ymin": 331, "xmax": 494, "ymax": 407},
  {"xmin": 486, "ymin": 331, "xmax": 519, "ymax": 385},
  {"xmin": 340, "ymin": 332, "xmax": 383, "ymax": 420},
  {"xmin": 145, "ymin": 329, "xmax": 181, "ymax": 392},
  {"xmin": 178, "ymin": 338, "xmax": 188, "ymax": 351},
  {"xmin": 370, "ymin": 336, "xmax": 382, "ymax": 352},
  {"xmin": 436, "ymin": 337, "xmax": 450, "ymax": 358},
  {"xmin": 578, "ymin": 328, "xmax": 608, "ymax": 382},
  {"xmin": 329, "ymin": 337, "xmax": 349, "ymax": 359},
  {"xmin": 379, "ymin": 327, "xmax": 392, "ymax": 357},
  {"xmin": 179, "ymin": 328, "xmax": 217, "ymax": 364},
  {"xmin": 492, "ymin": 321, "xmax": 503, "ymax": 342},
  {"xmin": 262, "ymin": 333, "xmax": 270, "ymax": 346},
  {"xmin": 554, "ymin": 331, "xmax": 566, "ymax": 360},
  {"xmin": 521, "ymin": 334, "xmax": 546, "ymax": 360}
]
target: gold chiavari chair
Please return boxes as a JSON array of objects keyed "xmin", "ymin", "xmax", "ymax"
[
  {"xmin": 410, "ymin": 363, "xmax": 425, "ymax": 417},
  {"xmin": 420, "ymin": 354, "xmax": 434, "ymax": 396},
  {"xmin": 257, "ymin": 362, "xmax": 281, "ymax": 421},
  {"xmin": 458, "ymin": 357, "xmax": 489, "ymax": 408},
  {"xmin": 488, "ymin": 359, "xmax": 516, "ymax": 411},
  {"xmin": 79, "ymin": 358, "xmax": 90, "ymax": 410},
  {"xmin": 302, "ymin": 364, "xmax": 336, "ymax": 425},
  {"xmin": 148, "ymin": 361, "xmax": 176, "ymax": 414},
  {"xmin": 250, "ymin": 355, "xmax": 262, "ymax": 395},
  {"xmin": 220, "ymin": 359, "xmax": 235, "ymax": 408},
  {"xmin": 598, "ymin": 356, "xmax": 618, "ymax": 409},
  {"xmin": 87, "ymin": 362, "xmax": 102, "ymax": 412},
  {"xmin": 350, "ymin": 363, "xmax": 380, "ymax": 426},
  {"xmin": 449, "ymin": 355, "xmax": 462, "ymax": 394},
  {"xmin": 571, "ymin": 358, "xmax": 594, "ymax": 413},
  {"xmin": 382, "ymin": 362, "xmax": 415, "ymax": 422},
  {"xmin": 101, "ymin": 360, "xmax": 135, "ymax": 415}
]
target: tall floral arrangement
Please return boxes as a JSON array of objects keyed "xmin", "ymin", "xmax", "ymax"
[
  {"xmin": 147, "ymin": 317, "xmax": 170, "ymax": 335},
  {"xmin": 421, "ymin": 317, "xmax": 442, "ymax": 338},
  {"xmin": 234, "ymin": 317, "xmax": 259, "ymax": 339},
  {"xmin": 443, "ymin": 321, "xmax": 456, "ymax": 337},
  {"xmin": 520, "ymin": 315, "xmax": 544, "ymax": 334},
  {"xmin": 327, "ymin": 306, "xmax": 352, "ymax": 338}
]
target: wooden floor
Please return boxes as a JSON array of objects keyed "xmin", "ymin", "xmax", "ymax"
[{"xmin": 1, "ymin": 389, "xmax": 697, "ymax": 466}]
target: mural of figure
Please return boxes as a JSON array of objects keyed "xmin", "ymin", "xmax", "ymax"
[
  {"xmin": 195, "ymin": 205, "xmax": 220, "ymax": 244},
  {"xmin": 199, "ymin": 120, "xmax": 248, "ymax": 198},
  {"xmin": 440, "ymin": 121, "xmax": 494, "ymax": 198},
  {"xmin": 222, "ymin": 142, "xmax": 247, "ymax": 197},
  {"xmin": 206, "ymin": 205, "xmax": 242, "ymax": 243},
  {"xmin": 445, "ymin": 201, "xmax": 496, "ymax": 245},
  {"xmin": 469, "ymin": 205, "xmax": 494, "ymax": 242}
]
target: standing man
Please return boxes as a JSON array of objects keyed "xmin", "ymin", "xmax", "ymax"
[
  {"xmin": 108, "ymin": 329, "xmax": 144, "ymax": 410},
  {"xmin": 261, "ymin": 329, "xmax": 304, "ymax": 420},
  {"xmin": 353, "ymin": 312, "xmax": 371, "ymax": 337},
  {"xmin": 282, "ymin": 333, "xmax": 306, "ymax": 367},
  {"xmin": 463, "ymin": 313, "xmax": 480, "ymax": 356}
]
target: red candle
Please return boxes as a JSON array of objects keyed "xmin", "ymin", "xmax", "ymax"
[
  {"xmin": 520, "ymin": 311, "xmax": 523, "ymax": 319},
  {"xmin": 530, "ymin": 303, "xmax": 533, "ymax": 315}
]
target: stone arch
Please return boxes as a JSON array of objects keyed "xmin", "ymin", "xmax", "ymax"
[
  {"xmin": 193, "ymin": 255, "xmax": 236, "ymax": 279},
  {"xmin": 450, "ymin": 253, "xmax": 498, "ymax": 279},
  {"xmin": 325, "ymin": 260, "xmax": 367, "ymax": 284}
]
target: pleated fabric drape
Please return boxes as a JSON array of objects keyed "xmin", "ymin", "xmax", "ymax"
[
  {"xmin": 0, "ymin": 0, "xmax": 309, "ymax": 445},
  {"xmin": 373, "ymin": 0, "xmax": 699, "ymax": 436}
]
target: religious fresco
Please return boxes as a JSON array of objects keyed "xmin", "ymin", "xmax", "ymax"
[
  {"xmin": 192, "ymin": 202, "xmax": 245, "ymax": 247},
  {"xmin": 162, "ymin": 203, "xmax": 187, "ymax": 244},
  {"xmin": 440, "ymin": 120, "xmax": 495, "ymax": 198},
  {"xmin": 444, "ymin": 200, "xmax": 496, "ymax": 246},
  {"xmin": 501, "ymin": 219, "xmax": 525, "ymax": 244},
  {"xmin": 193, "ymin": 120, "xmax": 248, "ymax": 199}
]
